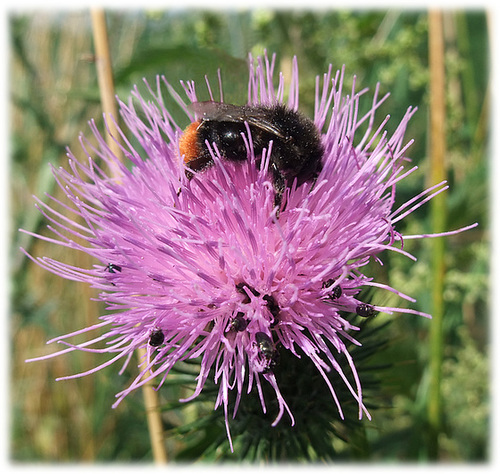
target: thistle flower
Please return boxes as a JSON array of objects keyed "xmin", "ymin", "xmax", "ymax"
[{"xmin": 22, "ymin": 53, "xmax": 475, "ymax": 450}]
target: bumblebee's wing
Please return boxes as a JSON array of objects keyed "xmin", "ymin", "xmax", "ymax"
[
  {"xmin": 190, "ymin": 101, "xmax": 287, "ymax": 139},
  {"xmin": 243, "ymin": 112, "xmax": 287, "ymax": 140},
  {"xmin": 190, "ymin": 101, "xmax": 243, "ymax": 121}
]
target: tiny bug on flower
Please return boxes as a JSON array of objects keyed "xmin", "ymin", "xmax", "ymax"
[
  {"xmin": 263, "ymin": 294, "xmax": 280, "ymax": 327},
  {"xmin": 322, "ymin": 279, "xmax": 342, "ymax": 300},
  {"xmin": 105, "ymin": 263, "xmax": 122, "ymax": 273},
  {"xmin": 149, "ymin": 328, "xmax": 165, "ymax": 347},
  {"xmin": 229, "ymin": 312, "xmax": 249, "ymax": 332},
  {"xmin": 236, "ymin": 282, "xmax": 261, "ymax": 304},
  {"xmin": 356, "ymin": 303, "xmax": 376, "ymax": 318},
  {"xmin": 255, "ymin": 331, "xmax": 280, "ymax": 373}
]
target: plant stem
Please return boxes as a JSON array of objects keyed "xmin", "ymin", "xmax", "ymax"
[
  {"xmin": 90, "ymin": 8, "xmax": 167, "ymax": 463},
  {"xmin": 90, "ymin": 8, "xmax": 123, "ymax": 178},
  {"xmin": 427, "ymin": 9, "xmax": 447, "ymax": 460},
  {"xmin": 137, "ymin": 347, "xmax": 168, "ymax": 463}
]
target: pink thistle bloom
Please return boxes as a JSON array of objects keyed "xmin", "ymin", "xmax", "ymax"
[{"xmin": 22, "ymin": 53, "xmax": 476, "ymax": 450}]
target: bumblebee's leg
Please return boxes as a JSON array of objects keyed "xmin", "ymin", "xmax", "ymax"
[{"xmin": 271, "ymin": 169, "xmax": 286, "ymax": 213}]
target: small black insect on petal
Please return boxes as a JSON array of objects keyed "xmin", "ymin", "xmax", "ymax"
[
  {"xmin": 149, "ymin": 328, "xmax": 165, "ymax": 347},
  {"xmin": 236, "ymin": 282, "xmax": 261, "ymax": 304},
  {"xmin": 356, "ymin": 303, "xmax": 376, "ymax": 318},
  {"xmin": 229, "ymin": 312, "xmax": 249, "ymax": 332},
  {"xmin": 262, "ymin": 349, "xmax": 280, "ymax": 374},
  {"xmin": 255, "ymin": 331, "xmax": 280, "ymax": 374},
  {"xmin": 106, "ymin": 263, "xmax": 122, "ymax": 273},
  {"xmin": 322, "ymin": 279, "xmax": 342, "ymax": 300},
  {"xmin": 263, "ymin": 294, "xmax": 280, "ymax": 327},
  {"xmin": 255, "ymin": 331, "xmax": 275, "ymax": 358}
]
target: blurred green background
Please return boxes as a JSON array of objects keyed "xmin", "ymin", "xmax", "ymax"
[{"xmin": 10, "ymin": 9, "xmax": 488, "ymax": 462}]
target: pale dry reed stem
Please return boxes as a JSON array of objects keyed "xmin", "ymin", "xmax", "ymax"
[
  {"xmin": 427, "ymin": 9, "xmax": 447, "ymax": 459},
  {"xmin": 91, "ymin": 8, "xmax": 123, "ymax": 178},
  {"xmin": 90, "ymin": 8, "xmax": 167, "ymax": 463}
]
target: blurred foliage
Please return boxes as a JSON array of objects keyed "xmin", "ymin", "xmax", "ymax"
[
  {"xmin": 441, "ymin": 326, "xmax": 489, "ymax": 460},
  {"xmin": 10, "ymin": 9, "xmax": 488, "ymax": 462}
]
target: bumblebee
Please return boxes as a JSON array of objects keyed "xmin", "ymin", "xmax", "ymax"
[{"xmin": 179, "ymin": 102, "xmax": 324, "ymax": 198}]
